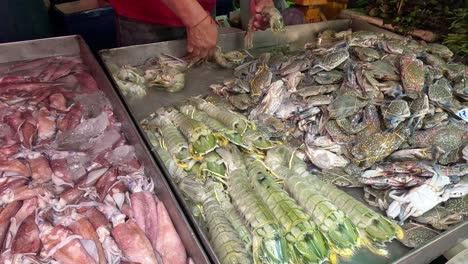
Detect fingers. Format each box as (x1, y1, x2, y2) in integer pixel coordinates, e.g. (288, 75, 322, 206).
(199, 48, 209, 59)
(189, 48, 201, 60)
(186, 37, 194, 53)
(208, 48, 215, 58)
(252, 13, 270, 31)
(186, 47, 215, 61)
(254, 14, 263, 21)
(253, 21, 262, 30)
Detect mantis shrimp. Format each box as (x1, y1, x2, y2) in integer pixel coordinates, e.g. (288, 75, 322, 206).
(164, 107, 219, 160)
(268, 146, 404, 256)
(141, 112, 192, 168)
(145, 130, 188, 184)
(265, 146, 361, 258)
(217, 145, 290, 264)
(179, 178, 252, 264)
(247, 156, 331, 264)
(179, 104, 249, 149)
(190, 97, 254, 135)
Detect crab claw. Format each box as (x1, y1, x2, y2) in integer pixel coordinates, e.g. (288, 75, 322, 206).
(399, 204, 419, 222)
(386, 190, 407, 219)
(445, 183, 468, 198)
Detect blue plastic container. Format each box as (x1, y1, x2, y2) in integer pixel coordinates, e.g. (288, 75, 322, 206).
(52, 1, 116, 52)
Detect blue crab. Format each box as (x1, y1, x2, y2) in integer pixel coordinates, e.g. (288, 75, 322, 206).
(400, 55, 425, 99)
(398, 222, 439, 248)
(408, 94, 430, 130)
(351, 125, 411, 169)
(352, 47, 381, 62)
(327, 93, 369, 134)
(381, 99, 411, 130)
(413, 206, 463, 230)
(348, 31, 383, 48)
(425, 43, 453, 60)
(409, 122, 466, 165)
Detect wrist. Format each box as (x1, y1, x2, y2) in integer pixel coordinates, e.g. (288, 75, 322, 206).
(188, 12, 210, 29)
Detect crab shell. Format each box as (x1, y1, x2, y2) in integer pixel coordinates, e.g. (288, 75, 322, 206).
(387, 172, 451, 221)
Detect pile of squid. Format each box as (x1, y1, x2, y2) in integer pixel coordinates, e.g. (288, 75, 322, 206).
(142, 97, 403, 264)
(210, 29, 468, 248)
(0, 56, 187, 263)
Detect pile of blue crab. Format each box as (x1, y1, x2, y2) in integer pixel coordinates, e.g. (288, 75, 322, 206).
(141, 97, 407, 264)
(207, 29, 468, 249)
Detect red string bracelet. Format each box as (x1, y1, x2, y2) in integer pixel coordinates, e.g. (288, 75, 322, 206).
(190, 12, 210, 28)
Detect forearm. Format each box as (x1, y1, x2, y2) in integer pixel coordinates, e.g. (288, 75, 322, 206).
(160, 0, 207, 27)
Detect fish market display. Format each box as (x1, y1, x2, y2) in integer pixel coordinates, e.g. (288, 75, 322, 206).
(137, 28, 468, 261)
(208, 29, 467, 249)
(0, 56, 188, 263)
(142, 96, 406, 263)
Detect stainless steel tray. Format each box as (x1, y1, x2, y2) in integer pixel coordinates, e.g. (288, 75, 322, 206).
(0, 35, 209, 264)
(99, 19, 468, 264)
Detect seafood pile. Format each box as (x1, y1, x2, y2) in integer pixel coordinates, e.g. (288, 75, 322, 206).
(111, 51, 250, 96)
(142, 98, 404, 264)
(112, 53, 188, 96)
(209, 29, 468, 248)
(0, 57, 187, 263)
(111, 6, 285, 97)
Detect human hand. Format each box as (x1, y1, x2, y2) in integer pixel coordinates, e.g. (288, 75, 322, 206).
(186, 13, 218, 60)
(249, 0, 275, 31)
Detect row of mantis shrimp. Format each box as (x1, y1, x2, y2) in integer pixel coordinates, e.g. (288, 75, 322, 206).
(143, 97, 404, 264)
